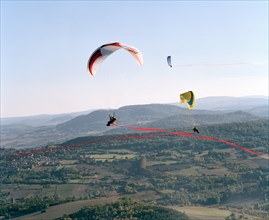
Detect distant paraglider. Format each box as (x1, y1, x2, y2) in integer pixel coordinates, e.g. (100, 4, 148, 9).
(179, 91, 196, 110)
(106, 113, 117, 126)
(87, 42, 143, 77)
(165, 55, 257, 69)
(167, 56, 172, 67)
(193, 126, 200, 134)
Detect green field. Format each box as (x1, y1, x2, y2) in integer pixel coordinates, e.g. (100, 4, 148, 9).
(86, 153, 137, 161)
(59, 160, 77, 165)
(171, 206, 231, 220)
(168, 166, 201, 176)
(147, 160, 179, 166)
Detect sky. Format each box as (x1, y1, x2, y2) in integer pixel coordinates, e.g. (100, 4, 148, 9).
(1, 0, 268, 118)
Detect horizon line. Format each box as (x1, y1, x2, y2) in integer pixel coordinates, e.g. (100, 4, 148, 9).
(1, 95, 268, 119)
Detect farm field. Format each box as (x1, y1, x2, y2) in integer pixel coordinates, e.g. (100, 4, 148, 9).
(170, 206, 231, 220)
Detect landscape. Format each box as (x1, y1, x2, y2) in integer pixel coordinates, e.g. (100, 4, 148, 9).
(1, 96, 268, 219)
(1, 1, 268, 219)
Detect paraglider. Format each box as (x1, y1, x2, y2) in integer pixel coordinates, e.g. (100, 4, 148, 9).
(179, 91, 196, 110)
(106, 113, 117, 126)
(179, 91, 198, 133)
(87, 42, 143, 77)
(167, 56, 172, 67)
(193, 126, 200, 134)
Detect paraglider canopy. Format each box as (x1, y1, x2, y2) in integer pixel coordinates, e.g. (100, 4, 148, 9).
(87, 42, 143, 77)
(179, 91, 196, 109)
(167, 56, 172, 67)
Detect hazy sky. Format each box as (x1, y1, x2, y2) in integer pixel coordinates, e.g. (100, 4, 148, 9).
(1, 1, 268, 117)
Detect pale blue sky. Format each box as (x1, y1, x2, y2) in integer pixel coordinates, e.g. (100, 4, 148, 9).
(1, 1, 268, 117)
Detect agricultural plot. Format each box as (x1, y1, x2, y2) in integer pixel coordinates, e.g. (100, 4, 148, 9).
(171, 206, 231, 220)
(12, 197, 120, 220)
(198, 167, 231, 176)
(2, 184, 43, 199)
(146, 160, 179, 166)
(88, 153, 137, 162)
(169, 166, 201, 176)
(59, 160, 77, 165)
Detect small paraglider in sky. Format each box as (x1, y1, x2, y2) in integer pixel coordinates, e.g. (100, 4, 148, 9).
(106, 113, 117, 126)
(87, 42, 143, 77)
(167, 56, 172, 68)
(179, 91, 196, 110)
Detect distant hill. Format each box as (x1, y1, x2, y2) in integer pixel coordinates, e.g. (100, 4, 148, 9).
(188, 96, 267, 112)
(245, 105, 269, 118)
(55, 104, 187, 137)
(0, 109, 95, 126)
(1, 103, 262, 148)
(55, 104, 222, 135)
(56, 110, 110, 135)
(141, 110, 260, 130)
(2, 96, 267, 127)
(171, 96, 268, 118)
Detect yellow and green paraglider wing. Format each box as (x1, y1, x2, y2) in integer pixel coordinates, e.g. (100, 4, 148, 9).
(179, 91, 196, 109)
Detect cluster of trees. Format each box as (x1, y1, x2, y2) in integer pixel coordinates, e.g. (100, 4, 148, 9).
(3, 166, 85, 184)
(59, 198, 189, 220)
(149, 167, 269, 206)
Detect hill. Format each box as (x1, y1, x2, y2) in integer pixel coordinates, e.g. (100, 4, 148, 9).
(0, 104, 262, 148)
(2, 96, 267, 127)
(55, 104, 187, 134)
(193, 96, 268, 117)
(171, 96, 268, 117)
(0, 109, 95, 127)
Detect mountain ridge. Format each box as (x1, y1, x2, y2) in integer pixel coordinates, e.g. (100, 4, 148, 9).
(1, 102, 263, 149)
(1, 96, 268, 126)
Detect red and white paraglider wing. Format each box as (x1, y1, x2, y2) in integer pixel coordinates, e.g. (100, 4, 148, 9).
(87, 42, 143, 77)
(119, 43, 143, 66)
(87, 43, 121, 77)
